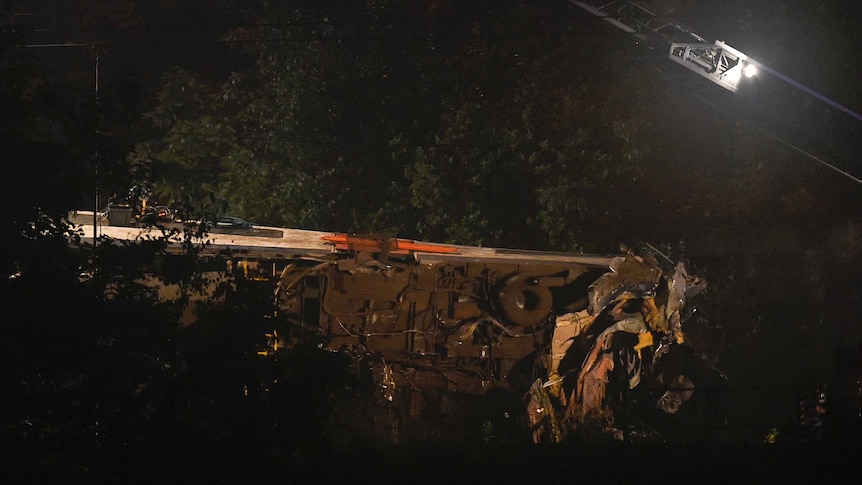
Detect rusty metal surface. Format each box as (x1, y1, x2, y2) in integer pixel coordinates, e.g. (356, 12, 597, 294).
(260, 237, 717, 442)
(74, 213, 719, 442)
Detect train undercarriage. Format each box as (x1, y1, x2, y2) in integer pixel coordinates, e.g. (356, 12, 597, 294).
(250, 235, 723, 443)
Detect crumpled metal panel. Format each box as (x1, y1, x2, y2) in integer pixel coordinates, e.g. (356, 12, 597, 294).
(259, 239, 717, 442)
(588, 253, 662, 316)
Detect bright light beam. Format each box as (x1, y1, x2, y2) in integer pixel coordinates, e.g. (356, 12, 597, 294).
(751, 61, 862, 122)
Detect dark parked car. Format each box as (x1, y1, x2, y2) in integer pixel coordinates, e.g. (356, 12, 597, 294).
(206, 216, 254, 229)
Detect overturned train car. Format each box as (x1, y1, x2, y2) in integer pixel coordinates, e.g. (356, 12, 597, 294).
(258, 235, 723, 442)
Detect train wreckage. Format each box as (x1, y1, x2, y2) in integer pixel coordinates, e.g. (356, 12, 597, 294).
(259, 233, 723, 443)
(82, 216, 725, 442)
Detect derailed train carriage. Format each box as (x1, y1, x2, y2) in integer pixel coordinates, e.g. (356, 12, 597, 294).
(261, 234, 725, 442)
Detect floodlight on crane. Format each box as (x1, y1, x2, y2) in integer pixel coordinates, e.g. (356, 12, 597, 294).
(668, 40, 756, 92)
(569, 1, 758, 92)
(569, 0, 862, 186)
(743, 63, 758, 78)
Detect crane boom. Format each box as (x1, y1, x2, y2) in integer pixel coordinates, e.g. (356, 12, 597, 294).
(570, 0, 862, 185)
(569, 1, 755, 92)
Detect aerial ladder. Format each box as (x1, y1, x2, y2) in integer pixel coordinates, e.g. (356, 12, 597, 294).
(569, 0, 862, 186)
(569, 0, 757, 92)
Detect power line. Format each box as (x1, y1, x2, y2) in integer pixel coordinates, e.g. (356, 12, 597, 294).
(668, 74, 862, 188)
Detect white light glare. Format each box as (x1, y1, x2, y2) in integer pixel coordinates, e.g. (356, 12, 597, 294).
(743, 63, 757, 78)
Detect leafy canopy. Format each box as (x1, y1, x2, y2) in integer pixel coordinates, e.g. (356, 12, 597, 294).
(134, 0, 645, 250)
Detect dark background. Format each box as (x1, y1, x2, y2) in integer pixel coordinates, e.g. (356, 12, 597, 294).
(2, 0, 861, 480)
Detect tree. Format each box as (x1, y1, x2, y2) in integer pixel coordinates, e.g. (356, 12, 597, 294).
(133, 0, 645, 251)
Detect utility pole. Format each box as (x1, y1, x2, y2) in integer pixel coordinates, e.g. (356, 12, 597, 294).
(24, 43, 101, 245)
(94, 48, 100, 245)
